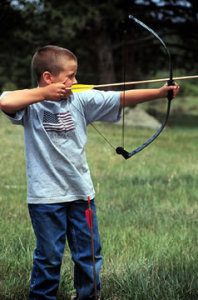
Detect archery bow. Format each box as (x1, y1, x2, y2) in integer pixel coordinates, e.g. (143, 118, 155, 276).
(116, 14, 175, 159)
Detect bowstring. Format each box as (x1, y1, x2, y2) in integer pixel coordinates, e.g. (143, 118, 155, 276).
(122, 28, 127, 150)
(69, 99, 116, 151)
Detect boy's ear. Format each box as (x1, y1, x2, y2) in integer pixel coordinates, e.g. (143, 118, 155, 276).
(42, 71, 53, 84)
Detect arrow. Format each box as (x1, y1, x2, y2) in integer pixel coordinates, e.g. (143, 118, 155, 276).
(85, 196, 98, 300)
(70, 75, 198, 92)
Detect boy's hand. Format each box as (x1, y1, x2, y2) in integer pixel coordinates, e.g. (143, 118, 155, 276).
(159, 83, 180, 99)
(42, 83, 70, 100)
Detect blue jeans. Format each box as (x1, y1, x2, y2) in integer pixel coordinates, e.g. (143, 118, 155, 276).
(28, 200, 102, 300)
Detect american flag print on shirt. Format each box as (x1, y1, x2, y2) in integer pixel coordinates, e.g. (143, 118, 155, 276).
(43, 111, 75, 132)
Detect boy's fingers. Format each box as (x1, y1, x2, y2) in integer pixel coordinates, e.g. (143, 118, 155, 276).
(168, 83, 180, 91)
(169, 83, 180, 97)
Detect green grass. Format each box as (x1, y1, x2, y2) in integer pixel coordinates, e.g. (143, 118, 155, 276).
(0, 107, 197, 299)
(142, 95, 198, 128)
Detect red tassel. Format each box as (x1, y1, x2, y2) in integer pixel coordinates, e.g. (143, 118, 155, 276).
(85, 208, 93, 229)
(85, 196, 93, 229)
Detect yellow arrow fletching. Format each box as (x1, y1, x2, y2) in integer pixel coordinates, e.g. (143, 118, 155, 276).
(71, 84, 95, 93)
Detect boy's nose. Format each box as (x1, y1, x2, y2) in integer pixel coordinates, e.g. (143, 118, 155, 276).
(73, 77, 77, 85)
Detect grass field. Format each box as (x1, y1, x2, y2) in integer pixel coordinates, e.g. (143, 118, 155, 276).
(0, 99, 197, 300)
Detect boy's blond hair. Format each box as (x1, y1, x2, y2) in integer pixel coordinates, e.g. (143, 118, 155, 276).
(31, 45, 77, 83)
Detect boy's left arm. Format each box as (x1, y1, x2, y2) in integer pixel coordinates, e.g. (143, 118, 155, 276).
(120, 84, 179, 107)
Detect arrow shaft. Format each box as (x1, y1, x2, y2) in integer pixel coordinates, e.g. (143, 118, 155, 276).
(94, 75, 198, 88)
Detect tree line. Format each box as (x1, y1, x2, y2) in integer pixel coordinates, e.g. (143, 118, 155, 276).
(0, 0, 197, 91)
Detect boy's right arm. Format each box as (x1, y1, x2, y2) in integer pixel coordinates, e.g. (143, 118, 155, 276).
(0, 83, 67, 114)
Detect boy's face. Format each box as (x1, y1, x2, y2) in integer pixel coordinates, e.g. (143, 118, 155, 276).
(51, 59, 78, 88)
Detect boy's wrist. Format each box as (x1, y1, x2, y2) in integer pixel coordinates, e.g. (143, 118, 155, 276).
(158, 86, 167, 99)
(38, 86, 48, 101)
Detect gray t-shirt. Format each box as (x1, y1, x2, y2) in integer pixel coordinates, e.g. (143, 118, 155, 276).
(1, 90, 121, 204)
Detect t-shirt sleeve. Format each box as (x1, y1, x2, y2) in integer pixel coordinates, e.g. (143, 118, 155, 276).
(77, 90, 121, 123)
(0, 91, 26, 125)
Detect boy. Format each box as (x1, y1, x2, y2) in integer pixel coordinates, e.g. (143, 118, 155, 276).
(0, 45, 179, 300)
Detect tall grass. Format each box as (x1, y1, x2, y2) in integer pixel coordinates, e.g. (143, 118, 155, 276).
(0, 110, 197, 299)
